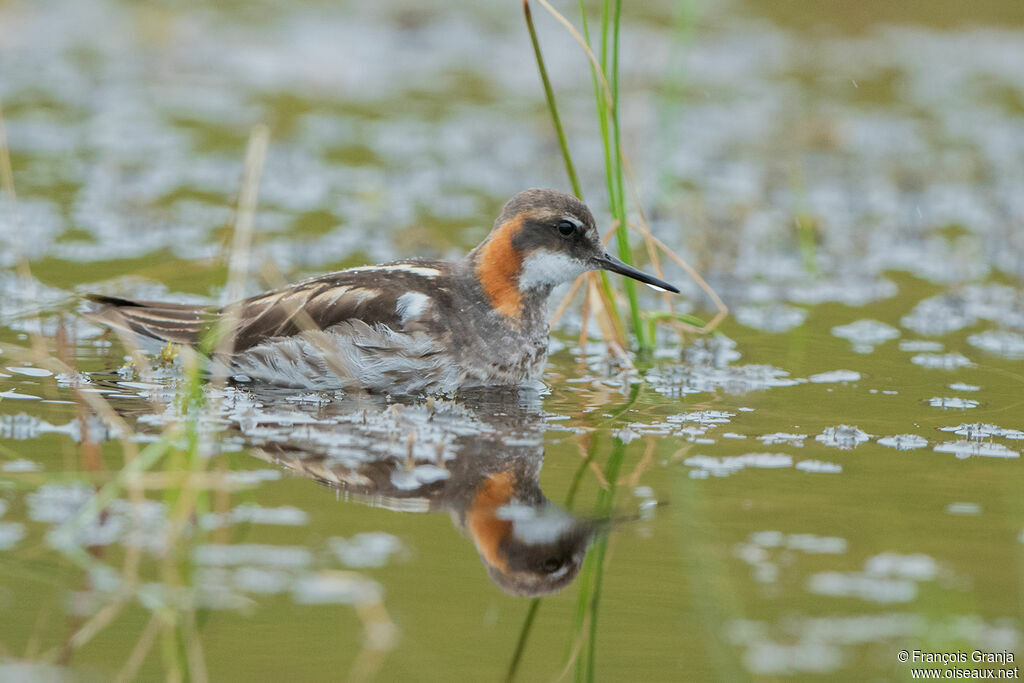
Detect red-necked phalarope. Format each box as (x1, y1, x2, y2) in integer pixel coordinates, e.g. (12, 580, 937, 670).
(87, 188, 679, 393)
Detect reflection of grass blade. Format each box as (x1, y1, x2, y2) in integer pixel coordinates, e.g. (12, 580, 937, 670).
(505, 384, 639, 682)
(505, 597, 543, 683)
(581, 438, 625, 682)
(523, 0, 582, 199)
(564, 436, 626, 682)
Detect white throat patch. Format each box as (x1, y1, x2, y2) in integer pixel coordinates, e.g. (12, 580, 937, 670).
(518, 251, 589, 291)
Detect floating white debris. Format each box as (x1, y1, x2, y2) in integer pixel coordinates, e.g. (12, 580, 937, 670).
(194, 544, 313, 567)
(831, 319, 899, 352)
(901, 296, 975, 336)
(330, 533, 405, 568)
(967, 330, 1024, 360)
(684, 452, 793, 477)
(877, 434, 928, 450)
(795, 460, 843, 474)
(632, 486, 655, 499)
(229, 503, 309, 526)
(786, 534, 847, 553)
(2, 459, 41, 472)
(934, 441, 1018, 458)
(614, 426, 641, 443)
(735, 304, 808, 333)
(939, 423, 1024, 440)
(758, 433, 807, 447)
(0, 522, 25, 550)
(899, 340, 944, 352)
(808, 370, 862, 383)
(928, 397, 979, 409)
(646, 363, 802, 397)
(946, 502, 982, 515)
(4, 366, 52, 377)
(667, 410, 735, 424)
(231, 566, 293, 595)
(910, 353, 975, 370)
(806, 572, 917, 603)
(291, 572, 381, 605)
(0, 390, 41, 400)
(390, 464, 450, 490)
(223, 470, 282, 485)
(947, 382, 980, 392)
(815, 425, 872, 449)
(864, 552, 939, 581)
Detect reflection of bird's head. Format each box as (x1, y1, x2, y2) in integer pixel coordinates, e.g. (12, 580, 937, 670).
(465, 472, 593, 598)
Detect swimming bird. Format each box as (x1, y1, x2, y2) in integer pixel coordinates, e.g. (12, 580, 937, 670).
(87, 188, 679, 393)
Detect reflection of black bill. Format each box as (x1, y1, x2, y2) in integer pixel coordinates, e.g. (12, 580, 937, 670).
(594, 253, 680, 293)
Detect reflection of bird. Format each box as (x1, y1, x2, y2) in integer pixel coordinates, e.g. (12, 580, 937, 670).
(243, 392, 596, 597)
(86, 189, 678, 393)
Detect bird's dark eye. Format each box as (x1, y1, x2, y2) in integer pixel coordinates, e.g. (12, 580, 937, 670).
(541, 557, 563, 573)
(556, 220, 577, 238)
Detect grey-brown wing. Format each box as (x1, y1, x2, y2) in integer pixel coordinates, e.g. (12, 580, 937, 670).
(229, 263, 449, 352)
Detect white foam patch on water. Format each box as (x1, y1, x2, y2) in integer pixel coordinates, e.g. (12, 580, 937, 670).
(947, 382, 980, 392)
(946, 502, 982, 515)
(910, 353, 975, 370)
(2, 459, 41, 472)
(967, 330, 1024, 359)
(4, 366, 52, 377)
(877, 434, 928, 450)
(330, 533, 405, 568)
(796, 460, 843, 474)
(759, 433, 808, 447)
(816, 425, 873, 449)
(735, 304, 807, 333)
(929, 397, 980, 409)
(685, 453, 793, 478)
(809, 370, 862, 383)
(899, 340, 944, 352)
(0, 523, 25, 550)
(202, 504, 309, 529)
(864, 552, 940, 581)
(390, 464, 450, 490)
(667, 410, 735, 424)
(934, 441, 1019, 459)
(939, 423, 1024, 440)
(831, 319, 899, 352)
(0, 390, 41, 401)
(194, 544, 313, 567)
(291, 574, 383, 605)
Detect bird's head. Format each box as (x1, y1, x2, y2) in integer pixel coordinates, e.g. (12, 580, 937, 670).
(471, 189, 679, 319)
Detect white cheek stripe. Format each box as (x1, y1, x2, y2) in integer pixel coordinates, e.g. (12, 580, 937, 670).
(518, 251, 589, 291)
(353, 264, 441, 277)
(396, 291, 431, 322)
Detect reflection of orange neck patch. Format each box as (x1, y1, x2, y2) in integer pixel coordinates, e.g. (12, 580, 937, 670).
(476, 217, 524, 319)
(467, 471, 514, 573)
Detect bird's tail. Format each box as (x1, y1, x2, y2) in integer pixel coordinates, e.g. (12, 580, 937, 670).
(84, 294, 214, 346)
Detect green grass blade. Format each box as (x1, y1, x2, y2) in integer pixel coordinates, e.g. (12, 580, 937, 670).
(523, 0, 583, 199)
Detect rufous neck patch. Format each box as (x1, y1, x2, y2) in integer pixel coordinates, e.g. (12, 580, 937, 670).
(475, 217, 524, 319)
(467, 471, 515, 573)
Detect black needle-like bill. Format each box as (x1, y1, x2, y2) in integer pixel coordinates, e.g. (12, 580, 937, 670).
(593, 253, 680, 293)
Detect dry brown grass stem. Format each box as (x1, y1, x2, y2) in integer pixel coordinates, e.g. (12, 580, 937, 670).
(210, 124, 269, 388)
(625, 221, 727, 333)
(115, 613, 163, 683)
(625, 439, 656, 489)
(619, 150, 728, 333)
